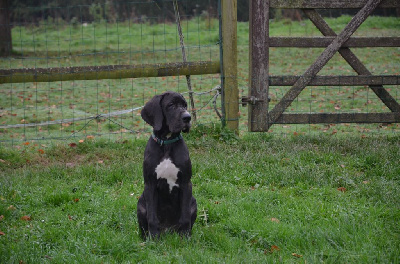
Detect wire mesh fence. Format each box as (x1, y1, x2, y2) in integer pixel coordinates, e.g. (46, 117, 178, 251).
(0, 0, 221, 144)
(1, 1, 399, 145)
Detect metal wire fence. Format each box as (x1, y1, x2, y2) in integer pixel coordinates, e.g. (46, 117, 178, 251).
(1, 1, 399, 145)
(0, 0, 221, 144)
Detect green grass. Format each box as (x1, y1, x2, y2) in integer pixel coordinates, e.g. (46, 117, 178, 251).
(1, 128, 399, 263)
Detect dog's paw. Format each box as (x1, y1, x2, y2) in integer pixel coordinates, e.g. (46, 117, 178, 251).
(148, 223, 161, 239)
(178, 220, 191, 234)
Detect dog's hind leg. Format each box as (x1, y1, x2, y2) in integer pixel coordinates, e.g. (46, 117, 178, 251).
(137, 194, 148, 239)
(190, 196, 197, 229)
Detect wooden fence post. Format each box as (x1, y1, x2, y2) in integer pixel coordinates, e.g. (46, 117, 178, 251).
(249, 0, 270, 132)
(0, 0, 12, 56)
(220, 0, 238, 132)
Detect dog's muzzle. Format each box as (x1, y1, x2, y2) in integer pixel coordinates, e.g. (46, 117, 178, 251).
(182, 111, 191, 132)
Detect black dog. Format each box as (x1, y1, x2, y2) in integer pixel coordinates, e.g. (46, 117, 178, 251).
(137, 91, 197, 239)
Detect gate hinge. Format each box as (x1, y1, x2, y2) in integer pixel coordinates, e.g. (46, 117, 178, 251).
(241, 96, 270, 106)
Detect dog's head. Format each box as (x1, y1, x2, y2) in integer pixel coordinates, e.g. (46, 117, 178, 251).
(141, 91, 191, 134)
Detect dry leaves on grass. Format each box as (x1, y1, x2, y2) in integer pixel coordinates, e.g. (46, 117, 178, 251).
(7, 205, 16, 210)
(21, 215, 32, 221)
(264, 245, 280, 255)
(270, 217, 280, 223)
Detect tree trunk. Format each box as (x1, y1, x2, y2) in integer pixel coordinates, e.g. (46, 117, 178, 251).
(0, 0, 12, 57)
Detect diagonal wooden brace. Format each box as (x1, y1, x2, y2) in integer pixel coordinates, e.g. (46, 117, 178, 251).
(268, 0, 383, 128)
(303, 8, 400, 113)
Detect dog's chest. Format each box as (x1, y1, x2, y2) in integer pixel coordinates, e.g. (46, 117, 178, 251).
(155, 158, 180, 192)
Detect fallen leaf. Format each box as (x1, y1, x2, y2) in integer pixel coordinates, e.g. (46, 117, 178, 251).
(66, 163, 75, 168)
(337, 187, 347, 192)
(292, 253, 303, 258)
(0, 231, 5, 236)
(270, 218, 280, 223)
(21, 215, 32, 221)
(73, 198, 80, 203)
(69, 143, 77, 147)
(7, 205, 16, 210)
(38, 149, 45, 154)
(79, 139, 84, 143)
(23, 142, 30, 145)
(86, 135, 94, 140)
(98, 160, 104, 164)
(0, 159, 5, 163)
(270, 245, 280, 252)
(0, 215, 4, 221)
(362, 180, 369, 184)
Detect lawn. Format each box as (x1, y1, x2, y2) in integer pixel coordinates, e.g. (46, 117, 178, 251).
(1, 12, 400, 263)
(1, 130, 399, 263)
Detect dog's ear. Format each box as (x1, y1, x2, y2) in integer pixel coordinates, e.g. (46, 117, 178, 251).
(141, 94, 164, 131)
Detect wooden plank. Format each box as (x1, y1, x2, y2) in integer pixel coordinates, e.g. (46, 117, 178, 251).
(270, 37, 400, 48)
(303, 9, 400, 113)
(273, 113, 400, 124)
(249, 0, 270, 132)
(270, 75, 400, 86)
(221, 0, 239, 132)
(0, 61, 220, 84)
(271, 0, 399, 9)
(268, 0, 383, 129)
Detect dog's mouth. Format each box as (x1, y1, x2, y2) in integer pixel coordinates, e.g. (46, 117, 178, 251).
(182, 124, 191, 133)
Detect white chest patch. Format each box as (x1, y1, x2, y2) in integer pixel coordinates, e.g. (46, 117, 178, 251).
(155, 158, 180, 192)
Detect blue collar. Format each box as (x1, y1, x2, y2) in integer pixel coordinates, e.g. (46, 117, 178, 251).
(151, 133, 183, 146)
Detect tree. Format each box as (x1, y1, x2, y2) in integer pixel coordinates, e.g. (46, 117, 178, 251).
(0, 0, 12, 56)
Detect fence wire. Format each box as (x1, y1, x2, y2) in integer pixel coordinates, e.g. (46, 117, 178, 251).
(0, 0, 221, 144)
(1, 2, 399, 144)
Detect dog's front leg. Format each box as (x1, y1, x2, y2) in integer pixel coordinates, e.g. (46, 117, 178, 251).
(143, 183, 160, 238)
(178, 182, 193, 235)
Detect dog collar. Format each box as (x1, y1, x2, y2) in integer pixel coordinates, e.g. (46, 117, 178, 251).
(151, 133, 183, 146)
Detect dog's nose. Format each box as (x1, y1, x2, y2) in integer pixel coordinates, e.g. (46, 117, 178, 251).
(182, 112, 191, 123)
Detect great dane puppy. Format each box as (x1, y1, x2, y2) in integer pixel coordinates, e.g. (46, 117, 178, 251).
(137, 91, 197, 239)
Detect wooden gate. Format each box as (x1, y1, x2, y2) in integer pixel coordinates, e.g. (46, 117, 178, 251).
(246, 0, 400, 132)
